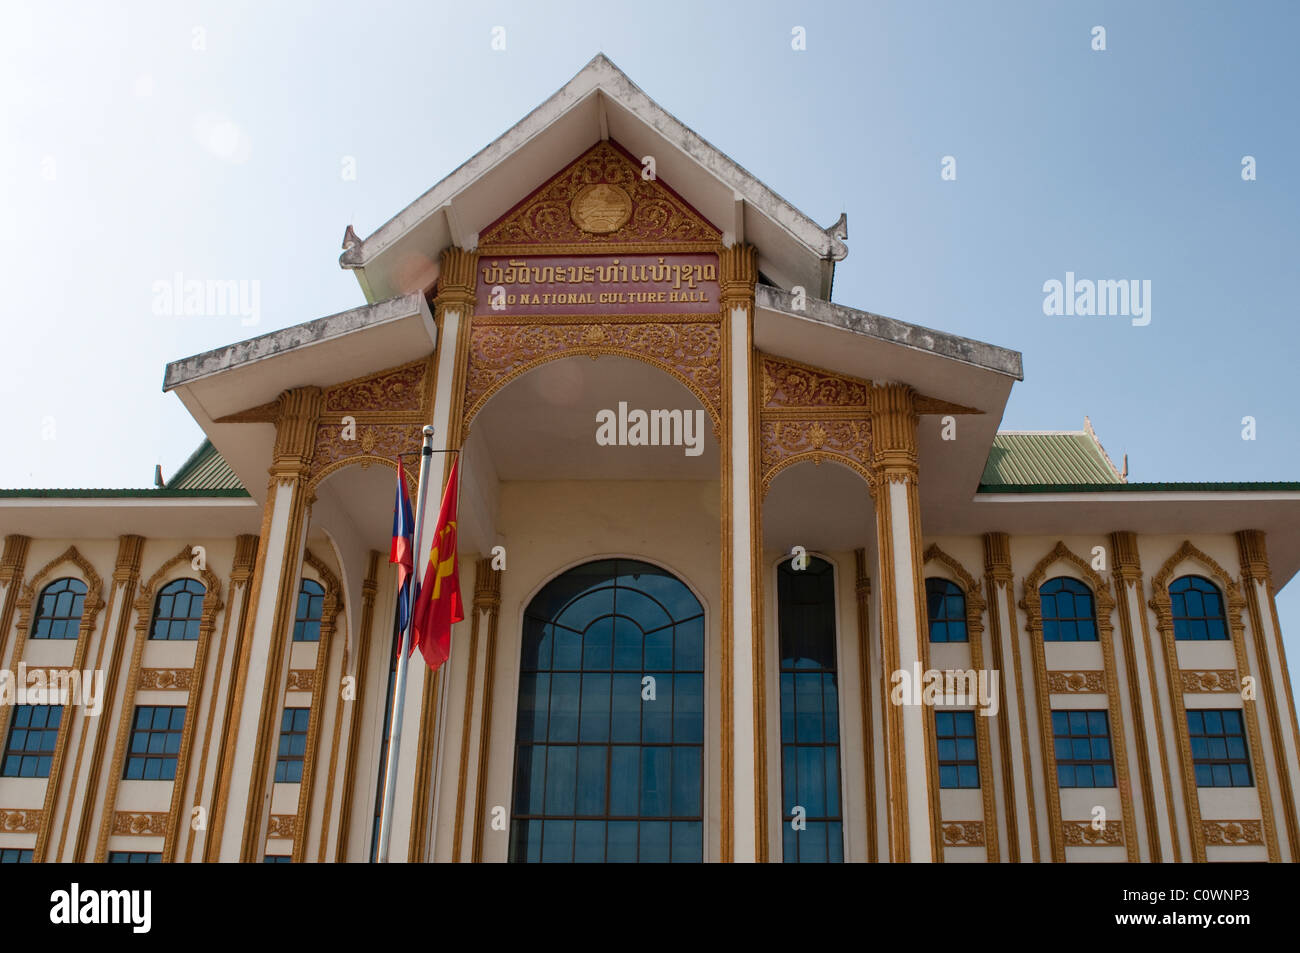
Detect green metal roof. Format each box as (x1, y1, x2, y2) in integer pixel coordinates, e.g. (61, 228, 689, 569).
(981, 432, 1122, 487)
(168, 440, 247, 491)
(978, 481, 1300, 494)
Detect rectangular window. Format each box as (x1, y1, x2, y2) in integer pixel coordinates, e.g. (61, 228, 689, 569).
(776, 557, 844, 863)
(263, 854, 292, 863)
(108, 851, 161, 863)
(123, 706, 185, 780)
(1187, 709, 1253, 787)
(1052, 709, 1115, 788)
(2, 705, 62, 778)
(275, 708, 310, 783)
(0, 848, 33, 863)
(936, 711, 979, 788)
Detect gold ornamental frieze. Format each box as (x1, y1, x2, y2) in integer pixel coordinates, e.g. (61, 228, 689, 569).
(477, 139, 720, 252)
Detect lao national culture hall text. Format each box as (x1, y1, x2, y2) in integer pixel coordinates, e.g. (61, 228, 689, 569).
(3, 55, 1300, 864)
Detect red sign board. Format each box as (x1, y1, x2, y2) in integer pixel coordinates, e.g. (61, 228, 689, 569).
(474, 253, 719, 316)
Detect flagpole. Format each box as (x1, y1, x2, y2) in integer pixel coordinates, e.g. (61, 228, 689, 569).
(376, 424, 435, 863)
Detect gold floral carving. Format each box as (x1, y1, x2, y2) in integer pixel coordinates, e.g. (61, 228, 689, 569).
(0, 809, 41, 833)
(756, 353, 876, 496)
(760, 355, 871, 412)
(322, 359, 427, 415)
(478, 140, 720, 251)
(1180, 670, 1239, 693)
(759, 419, 873, 494)
(137, 668, 193, 691)
(463, 321, 723, 429)
(267, 815, 297, 838)
(286, 669, 316, 692)
(1202, 820, 1264, 846)
(1046, 670, 1107, 694)
(1062, 821, 1125, 846)
(310, 422, 426, 488)
(111, 812, 169, 836)
(941, 821, 985, 847)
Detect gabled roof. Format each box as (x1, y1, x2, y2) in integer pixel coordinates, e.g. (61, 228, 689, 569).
(981, 430, 1123, 487)
(168, 439, 246, 491)
(341, 53, 848, 302)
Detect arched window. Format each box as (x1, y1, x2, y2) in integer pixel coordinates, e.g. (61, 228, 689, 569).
(1170, 576, 1229, 641)
(510, 559, 704, 863)
(31, 578, 88, 640)
(1039, 577, 1097, 642)
(777, 555, 843, 863)
(293, 579, 325, 642)
(149, 579, 206, 641)
(925, 578, 967, 643)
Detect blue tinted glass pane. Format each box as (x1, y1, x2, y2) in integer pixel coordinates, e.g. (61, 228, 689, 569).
(671, 821, 701, 862)
(1230, 764, 1251, 786)
(573, 821, 604, 862)
(609, 747, 639, 816)
(547, 674, 579, 741)
(615, 589, 672, 634)
(582, 617, 613, 671)
(543, 746, 576, 815)
(795, 673, 823, 743)
(556, 588, 615, 634)
(640, 748, 670, 817)
(796, 746, 826, 817)
(611, 617, 642, 670)
(673, 674, 703, 744)
(606, 821, 637, 862)
(674, 617, 704, 671)
(575, 746, 607, 816)
(552, 626, 582, 671)
(610, 674, 641, 742)
(517, 673, 548, 741)
(541, 820, 573, 863)
(671, 747, 701, 816)
(643, 625, 672, 671)
(643, 674, 672, 743)
(824, 675, 840, 741)
(579, 675, 610, 742)
(639, 821, 670, 863)
(513, 746, 545, 814)
(1203, 711, 1223, 734)
(801, 821, 828, 863)
(1094, 765, 1114, 787)
(782, 745, 796, 813)
(780, 673, 794, 740)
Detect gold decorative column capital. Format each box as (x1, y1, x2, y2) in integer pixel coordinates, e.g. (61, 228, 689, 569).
(870, 382, 919, 481)
(436, 246, 480, 314)
(982, 531, 1012, 584)
(718, 243, 758, 313)
(1111, 530, 1143, 584)
(232, 535, 259, 585)
(1236, 530, 1271, 584)
(0, 535, 31, 586)
(270, 385, 324, 481)
(473, 556, 502, 611)
(112, 535, 145, 584)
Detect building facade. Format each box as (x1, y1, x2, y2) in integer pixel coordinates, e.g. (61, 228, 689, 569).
(2, 55, 1299, 863)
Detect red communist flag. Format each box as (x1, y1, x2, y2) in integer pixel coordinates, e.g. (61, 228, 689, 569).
(410, 457, 463, 671)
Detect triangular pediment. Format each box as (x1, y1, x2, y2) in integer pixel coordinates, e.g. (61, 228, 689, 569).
(478, 140, 721, 252)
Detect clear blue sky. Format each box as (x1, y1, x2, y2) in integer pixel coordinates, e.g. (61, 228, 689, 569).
(4, 2, 1300, 682)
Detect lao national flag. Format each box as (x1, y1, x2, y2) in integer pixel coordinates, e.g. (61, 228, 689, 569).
(389, 458, 415, 639)
(410, 457, 463, 671)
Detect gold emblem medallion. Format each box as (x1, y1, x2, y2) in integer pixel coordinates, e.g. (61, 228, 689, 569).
(570, 183, 633, 234)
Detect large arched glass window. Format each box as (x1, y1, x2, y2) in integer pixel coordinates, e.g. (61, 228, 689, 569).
(925, 578, 967, 643)
(777, 555, 843, 863)
(510, 559, 704, 863)
(149, 579, 205, 641)
(293, 579, 325, 642)
(1039, 577, 1097, 642)
(1170, 576, 1229, 641)
(31, 578, 88, 640)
